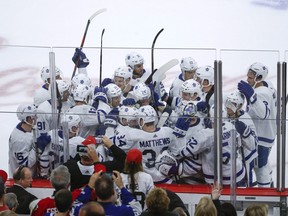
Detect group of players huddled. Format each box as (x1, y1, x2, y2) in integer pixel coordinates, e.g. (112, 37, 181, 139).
(9, 48, 277, 188)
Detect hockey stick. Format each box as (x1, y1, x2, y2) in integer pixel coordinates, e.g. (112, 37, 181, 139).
(145, 28, 164, 85)
(71, 8, 107, 79)
(99, 28, 105, 87)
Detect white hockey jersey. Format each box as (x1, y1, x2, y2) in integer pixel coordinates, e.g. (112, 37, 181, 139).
(8, 123, 37, 176)
(112, 127, 179, 183)
(169, 73, 184, 98)
(121, 171, 154, 209)
(246, 82, 277, 147)
(34, 85, 50, 107)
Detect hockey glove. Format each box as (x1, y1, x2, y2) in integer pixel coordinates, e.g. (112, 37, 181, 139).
(36, 133, 51, 153)
(104, 108, 119, 128)
(101, 78, 113, 87)
(72, 48, 90, 68)
(235, 120, 251, 138)
(196, 101, 208, 114)
(204, 117, 212, 129)
(122, 98, 136, 106)
(93, 87, 108, 103)
(237, 80, 257, 104)
(173, 115, 192, 138)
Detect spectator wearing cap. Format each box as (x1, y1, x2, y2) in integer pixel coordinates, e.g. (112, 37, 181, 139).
(121, 148, 154, 209)
(6, 166, 37, 214)
(64, 135, 126, 191)
(0, 170, 9, 212)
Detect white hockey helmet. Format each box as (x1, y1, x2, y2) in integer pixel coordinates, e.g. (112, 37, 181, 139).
(113, 66, 133, 80)
(56, 80, 70, 99)
(225, 91, 245, 113)
(73, 84, 93, 104)
(71, 74, 92, 89)
(180, 57, 198, 78)
(119, 106, 138, 125)
(133, 82, 151, 101)
(196, 66, 214, 87)
(61, 114, 81, 134)
(16, 104, 37, 123)
(138, 105, 158, 125)
(125, 52, 144, 69)
(209, 104, 227, 123)
(105, 83, 122, 100)
(248, 62, 268, 82)
(41, 66, 62, 84)
(180, 79, 201, 99)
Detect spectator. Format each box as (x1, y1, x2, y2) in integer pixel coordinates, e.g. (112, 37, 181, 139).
(95, 170, 142, 216)
(221, 202, 237, 216)
(31, 165, 100, 216)
(6, 166, 37, 214)
(4, 193, 18, 212)
(140, 187, 177, 216)
(0, 171, 9, 212)
(165, 189, 189, 216)
(121, 148, 154, 209)
(0, 210, 17, 216)
(44, 189, 73, 216)
(79, 202, 105, 216)
(194, 196, 216, 216)
(244, 204, 268, 216)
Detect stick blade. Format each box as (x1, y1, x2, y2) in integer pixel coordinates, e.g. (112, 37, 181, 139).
(152, 59, 179, 83)
(89, 8, 107, 21)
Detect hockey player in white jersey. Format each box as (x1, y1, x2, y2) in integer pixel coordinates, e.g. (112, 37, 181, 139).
(155, 103, 206, 184)
(33, 66, 62, 107)
(68, 84, 108, 138)
(225, 90, 258, 187)
(41, 114, 84, 171)
(196, 65, 215, 110)
(125, 52, 150, 87)
(172, 105, 246, 185)
(112, 105, 179, 183)
(237, 62, 277, 187)
(169, 57, 198, 98)
(36, 80, 70, 136)
(9, 104, 38, 177)
(113, 66, 133, 95)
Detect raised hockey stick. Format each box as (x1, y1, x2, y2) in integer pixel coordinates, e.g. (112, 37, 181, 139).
(71, 8, 107, 79)
(145, 28, 164, 85)
(99, 28, 105, 87)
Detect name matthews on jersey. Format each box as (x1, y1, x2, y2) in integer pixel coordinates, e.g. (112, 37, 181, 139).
(139, 137, 171, 148)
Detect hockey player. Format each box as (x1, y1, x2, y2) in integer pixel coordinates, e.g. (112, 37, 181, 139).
(169, 57, 198, 98)
(68, 84, 108, 138)
(125, 52, 150, 82)
(155, 103, 206, 184)
(9, 104, 38, 177)
(225, 90, 258, 187)
(237, 62, 277, 187)
(42, 114, 83, 171)
(113, 66, 133, 94)
(111, 105, 179, 183)
(33, 66, 62, 107)
(170, 105, 246, 185)
(196, 65, 215, 111)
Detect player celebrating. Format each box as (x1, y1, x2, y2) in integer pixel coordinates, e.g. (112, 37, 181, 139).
(9, 104, 38, 177)
(237, 62, 277, 187)
(225, 90, 258, 187)
(169, 57, 198, 98)
(111, 105, 179, 183)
